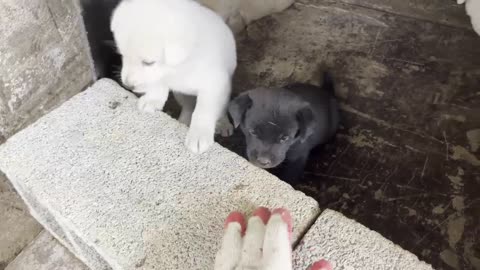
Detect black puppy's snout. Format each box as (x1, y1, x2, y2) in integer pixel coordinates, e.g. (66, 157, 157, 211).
(256, 156, 272, 166)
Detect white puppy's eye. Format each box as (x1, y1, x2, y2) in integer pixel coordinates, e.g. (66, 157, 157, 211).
(279, 135, 290, 143)
(249, 129, 257, 136)
(142, 60, 156, 66)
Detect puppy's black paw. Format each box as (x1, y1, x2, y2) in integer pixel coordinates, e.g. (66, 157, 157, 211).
(269, 164, 305, 184)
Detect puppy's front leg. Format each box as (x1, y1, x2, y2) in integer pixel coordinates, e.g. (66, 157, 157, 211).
(185, 76, 231, 153)
(216, 114, 234, 137)
(279, 154, 308, 183)
(173, 92, 196, 126)
(137, 84, 169, 114)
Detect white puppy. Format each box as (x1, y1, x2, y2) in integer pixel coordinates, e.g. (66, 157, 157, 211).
(458, 0, 480, 35)
(111, 0, 236, 153)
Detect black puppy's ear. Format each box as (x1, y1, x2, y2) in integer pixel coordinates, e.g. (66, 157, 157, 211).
(296, 107, 314, 142)
(228, 93, 252, 128)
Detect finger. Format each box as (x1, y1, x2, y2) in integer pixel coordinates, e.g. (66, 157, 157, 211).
(310, 260, 333, 270)
(214, 211, 246, 270)
(272, 208, 293, 241)
(262, 208, 293, 270)
(238, 207, 271, 268)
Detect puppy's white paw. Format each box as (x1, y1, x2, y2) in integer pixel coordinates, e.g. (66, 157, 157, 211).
(215, 116, 234, 137)
(185, 125, 214, 154)
(137, 95, 166, 114)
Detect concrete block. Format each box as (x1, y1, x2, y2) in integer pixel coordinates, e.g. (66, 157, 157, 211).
(0, 79, 320, 270)
(0, 0, 94, 141)
(0, 173, 43, 269)
(5, 231, 88, 270)
(292, 209, 433, 270)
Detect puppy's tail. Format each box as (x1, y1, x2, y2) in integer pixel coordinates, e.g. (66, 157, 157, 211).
(321, 72, 335, 95)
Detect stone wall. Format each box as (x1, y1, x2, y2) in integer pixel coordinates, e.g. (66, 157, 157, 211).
(0, 0, 94, 267)
(0, 0, 94, 143)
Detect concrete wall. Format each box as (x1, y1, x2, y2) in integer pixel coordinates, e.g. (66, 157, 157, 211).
(0, 0, 95, 143)
(0, 0, 94, 267)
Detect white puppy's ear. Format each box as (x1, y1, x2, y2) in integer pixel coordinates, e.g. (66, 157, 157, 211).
(109, 1, 126, 34)
(228, 93, 252, 128)
(296, 106, 314, 142)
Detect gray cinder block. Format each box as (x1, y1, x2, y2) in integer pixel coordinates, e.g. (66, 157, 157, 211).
(0, 79, 320, 270)
(292, 209, 433, 270)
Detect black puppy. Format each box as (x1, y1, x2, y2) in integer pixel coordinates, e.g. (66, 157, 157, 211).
(228, 73, 340, 183)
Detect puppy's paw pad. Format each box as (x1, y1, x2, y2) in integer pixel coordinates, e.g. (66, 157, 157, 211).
(137, 95, 166, 113)
(185, 127, 214, 153)
(215, 118, 234, 137)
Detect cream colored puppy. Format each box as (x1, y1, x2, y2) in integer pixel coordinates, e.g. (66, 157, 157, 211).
(111, 0, 236, 153)
(458, 0, 480, 35)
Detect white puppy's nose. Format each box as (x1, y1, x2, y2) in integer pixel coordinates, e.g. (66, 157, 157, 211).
(123, 79, 134, 90)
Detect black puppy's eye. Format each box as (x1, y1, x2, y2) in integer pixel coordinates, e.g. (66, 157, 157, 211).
(249, 129, 257, 136)
(142, 60, 155, 66)
(279, 135, 290, 143)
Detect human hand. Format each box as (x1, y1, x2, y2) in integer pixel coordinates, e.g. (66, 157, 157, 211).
(214, 207, 332, 270)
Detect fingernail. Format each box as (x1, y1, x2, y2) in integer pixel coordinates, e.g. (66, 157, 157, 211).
(224, 211, 246, 235)
(272, 208, 293, 234)
(252, 207, 271, 224)
(310, 259, 333, 270)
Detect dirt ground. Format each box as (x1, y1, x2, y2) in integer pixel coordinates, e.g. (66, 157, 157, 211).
(216, 0, 480, 269)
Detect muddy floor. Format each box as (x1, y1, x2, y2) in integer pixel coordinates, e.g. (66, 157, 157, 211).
(214, 0, 480, 269)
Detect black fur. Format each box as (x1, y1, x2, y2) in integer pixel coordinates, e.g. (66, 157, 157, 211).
(79, 0, 122, 81)
(228, 72, 340, 183)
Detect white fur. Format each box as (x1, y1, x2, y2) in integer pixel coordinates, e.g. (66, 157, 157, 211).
(111, 0, 236, 153)
(459, 0, 480, 35)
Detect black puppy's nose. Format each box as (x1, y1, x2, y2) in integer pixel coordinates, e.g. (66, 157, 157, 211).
(256, 156, 272, 166)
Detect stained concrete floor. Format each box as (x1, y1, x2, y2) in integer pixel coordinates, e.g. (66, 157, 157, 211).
(216, 0, 480, 269)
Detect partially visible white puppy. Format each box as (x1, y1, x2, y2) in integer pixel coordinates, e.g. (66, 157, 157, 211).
(111, 0, 236, 153)
(458, 0, 480, 35)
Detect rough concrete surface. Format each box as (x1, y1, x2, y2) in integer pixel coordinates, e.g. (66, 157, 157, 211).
(5, 231, 88, 270)
(336, 0, 471, 29)
(215, 0, 480, 269)
(0, 0, 94, 142)
(0, 79, 320, 270)
(0, 173, 43, 269)
(292, 209, 433, 270)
